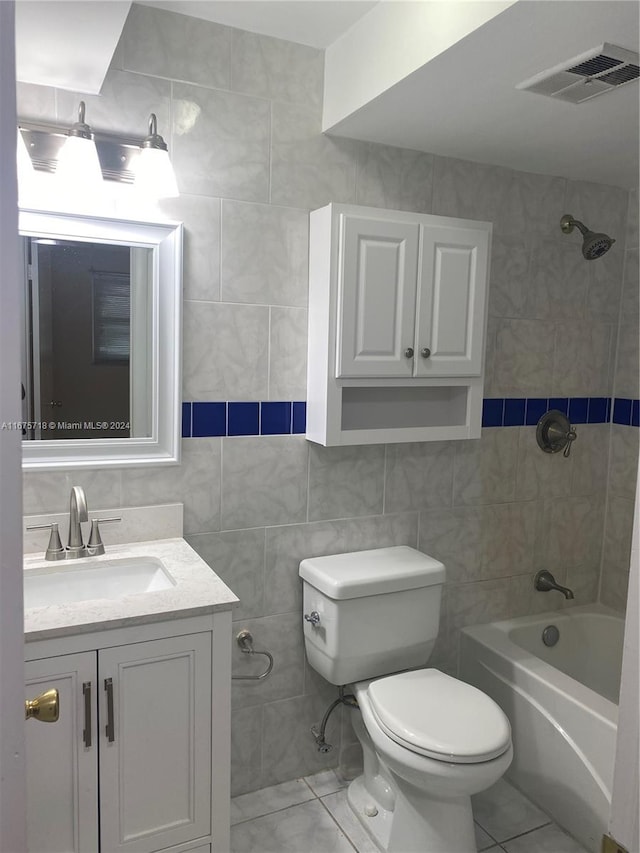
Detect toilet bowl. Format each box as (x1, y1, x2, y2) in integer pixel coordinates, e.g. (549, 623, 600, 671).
(347, 669, 512, 853)
(299, 547, 513, 853)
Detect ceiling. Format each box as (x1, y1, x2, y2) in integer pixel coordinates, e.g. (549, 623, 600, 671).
(323, 0, 639, 189)
(138, 0, 378, 48)
(14, 0, 640, 188)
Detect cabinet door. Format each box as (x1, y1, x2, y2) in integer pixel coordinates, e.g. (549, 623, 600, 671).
(25, 652, 98, 853)
(337, 214, 419, 378)
(415, 225, 489, 376)
(98, 633, 212, 853)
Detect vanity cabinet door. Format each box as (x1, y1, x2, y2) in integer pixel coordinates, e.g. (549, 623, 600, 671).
(25, 652, 99, 853)
(98, 633, 213, 853)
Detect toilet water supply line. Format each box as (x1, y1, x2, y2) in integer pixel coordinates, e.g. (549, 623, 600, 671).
(232, 630, 274, 680)
(230, 630, 357, 753)
(312, 687, 359, 753)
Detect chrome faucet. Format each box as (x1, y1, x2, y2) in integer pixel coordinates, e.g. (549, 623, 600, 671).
(534, 570, 574, 600)
(66, 486, 88, 558)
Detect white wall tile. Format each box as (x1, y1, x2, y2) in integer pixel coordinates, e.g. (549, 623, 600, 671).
(355, 142, 434, 213)
(270, 101, 357, 210)
(120, 438, 221, 535)
(268, 307, 308, 400)
(119, 3, 231, 89)
(221, 201, 308, 306)
(308, 444, 385, 521)
(186, 528, 265, 621)
(487, 236, 532, 319)
(16, 81, 56, 122)
(172, 83, 270, 202)
(159, 194, 221, 302)
(552, 322, 614, 397)
(384, 441, 454, 513)
(230, 29, 323, 108)
(221, 436, 308, 529)
(492, 320, 555, 397)
(183, 301, 269, 400)
(453, 428, 519, 506)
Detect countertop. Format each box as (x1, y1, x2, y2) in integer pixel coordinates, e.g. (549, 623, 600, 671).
(24, 538, 238, 641)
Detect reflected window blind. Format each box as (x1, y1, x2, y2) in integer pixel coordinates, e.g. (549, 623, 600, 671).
(92, 271, 130, 363)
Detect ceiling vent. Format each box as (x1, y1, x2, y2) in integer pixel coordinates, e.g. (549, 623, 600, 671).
(517, 43, 639, 104)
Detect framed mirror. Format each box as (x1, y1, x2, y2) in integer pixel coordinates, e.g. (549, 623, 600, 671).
(19, 209, 182, 470)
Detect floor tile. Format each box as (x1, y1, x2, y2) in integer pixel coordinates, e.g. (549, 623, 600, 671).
(230, 799, 357, 853)
(321, 790, 379, 853)
(231, 778, 314, 825)
(502, 823, 587, 852)
(475, 821, 498, 851)
(472, 779, 550, 842)
(304, 768, 347, 797)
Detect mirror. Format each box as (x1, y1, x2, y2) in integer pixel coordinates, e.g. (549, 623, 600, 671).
(19, 210, 182, 470)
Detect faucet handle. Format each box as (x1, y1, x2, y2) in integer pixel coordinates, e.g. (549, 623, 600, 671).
(26, 522, 66, 561)
(87, 517, 122, 556)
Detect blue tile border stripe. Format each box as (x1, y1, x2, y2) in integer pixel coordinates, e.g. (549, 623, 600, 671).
(182, 398, 639, 437)
(482, 396, 626, 428)
(182, 402, 307, 437)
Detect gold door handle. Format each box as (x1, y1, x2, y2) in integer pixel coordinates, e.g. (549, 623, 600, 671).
(25, 688, 59, 722)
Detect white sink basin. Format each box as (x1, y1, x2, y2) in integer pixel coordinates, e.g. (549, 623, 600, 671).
(24, 556, 176, 609)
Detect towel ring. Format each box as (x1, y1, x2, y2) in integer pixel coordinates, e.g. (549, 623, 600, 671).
(232, 629, 274, 680)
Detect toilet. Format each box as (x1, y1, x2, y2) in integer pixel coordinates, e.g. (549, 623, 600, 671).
(299, 546, 513, 853)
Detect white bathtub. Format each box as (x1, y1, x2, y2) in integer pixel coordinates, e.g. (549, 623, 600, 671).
(459, 604, 624, 853)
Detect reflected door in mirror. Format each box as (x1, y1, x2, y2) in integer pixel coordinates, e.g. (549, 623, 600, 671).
(23, 238, 152, 441)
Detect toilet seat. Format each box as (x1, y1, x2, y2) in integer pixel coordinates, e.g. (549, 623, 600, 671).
(366, 669, 511, 764)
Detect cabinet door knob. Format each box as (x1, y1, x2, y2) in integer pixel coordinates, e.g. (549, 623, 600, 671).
(404, 347, 414, 359)
(25, 688, 59, 722)
(420, 347, 431, 359)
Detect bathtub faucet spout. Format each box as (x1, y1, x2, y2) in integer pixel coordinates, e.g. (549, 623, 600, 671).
(534, 570, 574, 600)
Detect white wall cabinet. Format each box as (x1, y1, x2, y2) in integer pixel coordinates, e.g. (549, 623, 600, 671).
(307, 204, 491, 445)
(25, 616, 229, 853)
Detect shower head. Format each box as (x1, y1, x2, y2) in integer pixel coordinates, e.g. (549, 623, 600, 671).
(560, 214, 616, 260)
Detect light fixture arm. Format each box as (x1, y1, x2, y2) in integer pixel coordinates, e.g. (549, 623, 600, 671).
(68, 100, 93, 140)
(142, 113, 168, 151)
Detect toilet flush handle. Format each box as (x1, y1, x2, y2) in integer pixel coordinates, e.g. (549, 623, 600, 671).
(304, 611, 321, 626)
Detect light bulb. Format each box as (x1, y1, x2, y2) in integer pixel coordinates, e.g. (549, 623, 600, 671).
(56, 135, 103, 194)
(134, 113, 179, 200)
(134, 146, 179, 199)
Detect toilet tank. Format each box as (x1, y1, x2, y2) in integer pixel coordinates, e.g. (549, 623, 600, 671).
(299, 546, 445, 685)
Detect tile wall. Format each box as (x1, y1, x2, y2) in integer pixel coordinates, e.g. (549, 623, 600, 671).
(18, 3, 637, 794)
(601, 188, 639, 610)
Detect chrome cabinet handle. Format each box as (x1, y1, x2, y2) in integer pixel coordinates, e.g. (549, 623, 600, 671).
(404, 347, 414, 358)
(82, 681, 92, 748)
(104, 677, 115, 743)
(420, 347, 431, 358)
(304, 611, 321, 626)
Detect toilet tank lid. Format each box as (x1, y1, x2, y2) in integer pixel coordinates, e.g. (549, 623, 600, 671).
(299, 546, 445, 600)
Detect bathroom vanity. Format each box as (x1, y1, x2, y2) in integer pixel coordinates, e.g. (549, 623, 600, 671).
(23, 536, 237, 853)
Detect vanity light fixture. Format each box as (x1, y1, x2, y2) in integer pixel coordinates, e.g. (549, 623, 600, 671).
(17, 109, 179, 200)
(16, 127, 34, 183)
(133, 113, 179, 199)
(55, 101, 104, 193)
